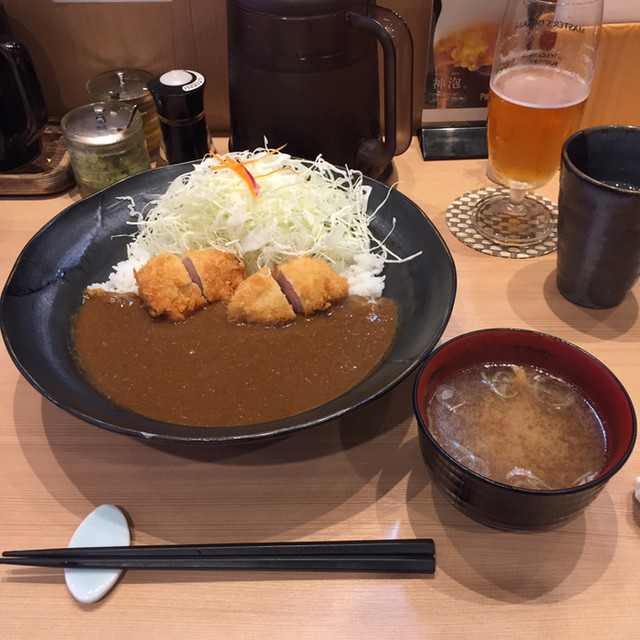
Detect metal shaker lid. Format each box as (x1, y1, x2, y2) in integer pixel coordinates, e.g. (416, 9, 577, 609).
(61, 101, 143, 146)
(147, 70, 206, 122)
(85, 68, 152, 101)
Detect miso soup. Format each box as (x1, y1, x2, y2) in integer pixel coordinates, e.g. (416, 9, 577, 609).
(426, 363, 606, 490)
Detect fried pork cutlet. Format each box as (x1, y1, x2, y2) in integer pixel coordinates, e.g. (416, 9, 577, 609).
(182, 248, 245, 302)
(275, 256, 349, 315)
(227, 267, 296, 325)
(134, 253, 206, 322)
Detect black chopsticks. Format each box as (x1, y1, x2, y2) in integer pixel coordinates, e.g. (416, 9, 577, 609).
(0, 538, 435, 574)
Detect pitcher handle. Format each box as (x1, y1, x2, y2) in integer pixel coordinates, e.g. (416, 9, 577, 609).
(347, 6, 413, 171)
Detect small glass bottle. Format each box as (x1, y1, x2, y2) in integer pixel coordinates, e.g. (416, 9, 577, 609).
(61, 101, 151, 197)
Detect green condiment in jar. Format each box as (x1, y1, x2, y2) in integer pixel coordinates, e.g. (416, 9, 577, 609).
(61, 101, 151, 197)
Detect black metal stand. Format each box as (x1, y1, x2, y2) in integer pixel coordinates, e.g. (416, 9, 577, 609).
(419, 122, 488, 161)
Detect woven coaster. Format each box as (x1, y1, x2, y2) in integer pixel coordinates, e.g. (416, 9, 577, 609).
(445, 187, 558, 259)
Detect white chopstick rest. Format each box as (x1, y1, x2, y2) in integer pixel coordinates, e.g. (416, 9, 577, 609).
(65, 504, 130, 604)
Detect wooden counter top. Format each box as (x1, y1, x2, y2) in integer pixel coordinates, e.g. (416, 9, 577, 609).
(1, 140, 638, 639)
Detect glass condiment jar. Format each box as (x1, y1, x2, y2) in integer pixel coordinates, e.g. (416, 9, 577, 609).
(61, 101, 151, 197)
(86, 68, 161, 161)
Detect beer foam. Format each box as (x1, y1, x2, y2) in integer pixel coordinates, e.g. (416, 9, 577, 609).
(491, 65, 590, 109)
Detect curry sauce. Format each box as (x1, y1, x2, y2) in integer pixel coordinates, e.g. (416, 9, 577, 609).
(72, 293, 397, 426)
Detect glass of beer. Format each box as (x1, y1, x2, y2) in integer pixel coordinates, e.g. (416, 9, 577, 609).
(472, 0, 603, 246)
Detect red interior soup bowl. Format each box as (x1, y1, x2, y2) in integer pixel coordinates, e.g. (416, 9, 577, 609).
(413, 328, 636, 530)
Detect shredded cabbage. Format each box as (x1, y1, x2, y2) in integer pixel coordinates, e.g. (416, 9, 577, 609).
(94, 147, 418, 299)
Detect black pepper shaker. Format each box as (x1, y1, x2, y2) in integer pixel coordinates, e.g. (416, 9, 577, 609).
(147, 69, 211, 164)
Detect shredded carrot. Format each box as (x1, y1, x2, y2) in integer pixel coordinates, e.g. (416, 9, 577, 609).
(210, 153, 260, 199)
(240, 145, 287, 165)
(255, 167, 298, 179)
(230, 157, 260, 197)
(209, 146, 292, 200)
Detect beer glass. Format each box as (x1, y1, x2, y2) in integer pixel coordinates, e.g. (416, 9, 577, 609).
(472, 0, 603, 247)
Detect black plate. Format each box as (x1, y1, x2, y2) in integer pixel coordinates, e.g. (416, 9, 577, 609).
(1, 163, 456, 443)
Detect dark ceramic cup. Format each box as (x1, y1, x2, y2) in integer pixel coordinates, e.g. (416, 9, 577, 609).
(556, 125, 640, 308)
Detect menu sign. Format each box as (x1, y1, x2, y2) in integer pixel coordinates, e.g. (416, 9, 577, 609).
(421, 0, 507, 159)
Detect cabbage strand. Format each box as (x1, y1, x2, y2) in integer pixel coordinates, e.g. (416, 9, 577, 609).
(97, 147, 417, 299)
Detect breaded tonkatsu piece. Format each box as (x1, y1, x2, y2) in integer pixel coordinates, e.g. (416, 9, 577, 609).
(182, 248, 246, 302)
(275, 256, 349, 315)
(134, 253, 206, 322)
(227, 267, 296, 325)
